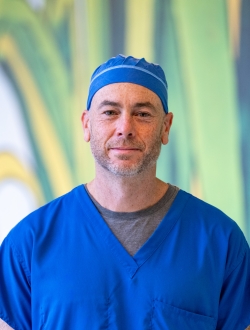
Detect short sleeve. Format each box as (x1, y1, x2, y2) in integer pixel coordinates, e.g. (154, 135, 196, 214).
(0, 237, 31, 330)
(217, 242, 250, 330)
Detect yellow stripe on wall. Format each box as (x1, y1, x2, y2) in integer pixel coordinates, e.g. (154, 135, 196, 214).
(125, 0, 155, 61)
(227, 0, 242, 58)
(0, 152, 44, 204)
(0, 35, 73, 197)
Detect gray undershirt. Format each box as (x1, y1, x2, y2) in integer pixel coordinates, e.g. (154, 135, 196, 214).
(85, 184, 179, 256)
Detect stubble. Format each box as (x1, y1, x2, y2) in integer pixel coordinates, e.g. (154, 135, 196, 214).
(89, 131, 163, 177)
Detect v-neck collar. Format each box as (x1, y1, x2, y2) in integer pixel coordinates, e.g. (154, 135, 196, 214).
(75, 185, 190, 278)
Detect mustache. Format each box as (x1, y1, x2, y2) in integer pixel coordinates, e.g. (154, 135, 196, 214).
(106, 138, 144, 149)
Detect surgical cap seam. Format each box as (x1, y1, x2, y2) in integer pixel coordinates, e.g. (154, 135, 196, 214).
(90, 65, 167, 90)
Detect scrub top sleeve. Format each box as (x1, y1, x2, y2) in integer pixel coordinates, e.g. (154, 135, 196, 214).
(217, 246, 250, 330)
(0, 237, 31, 330)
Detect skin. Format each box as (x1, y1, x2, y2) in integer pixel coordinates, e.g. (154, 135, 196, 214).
(81, 83, 173, 212)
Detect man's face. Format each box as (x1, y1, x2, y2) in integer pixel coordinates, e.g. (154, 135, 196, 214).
(82, 83, 173, 177)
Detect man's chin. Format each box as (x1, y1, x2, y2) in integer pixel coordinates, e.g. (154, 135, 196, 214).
(95, 160, 140, 177)
(106, 166, 142, 177)
(100, 160, 156, 177)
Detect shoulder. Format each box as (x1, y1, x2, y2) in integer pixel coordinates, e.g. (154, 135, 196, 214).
(0, 185, 89, 277)
(1, 185, 88, 253)
(8, 186, 80, 232)
(178, 189, 244, 232)
(177, 190, 249, 266)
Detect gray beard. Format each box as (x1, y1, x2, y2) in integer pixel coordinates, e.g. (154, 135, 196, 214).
(90, 136, 162, 177)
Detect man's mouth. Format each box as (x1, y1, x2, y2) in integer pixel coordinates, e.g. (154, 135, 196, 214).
(109, 147, 141, 153)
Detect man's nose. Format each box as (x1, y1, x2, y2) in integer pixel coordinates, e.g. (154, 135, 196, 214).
(116, 114, 135, 138)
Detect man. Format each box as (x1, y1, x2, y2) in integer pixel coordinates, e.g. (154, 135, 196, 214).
(0, 55, 249, 329)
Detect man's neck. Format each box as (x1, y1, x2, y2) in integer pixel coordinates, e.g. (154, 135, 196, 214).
(86, 166, 168, 212)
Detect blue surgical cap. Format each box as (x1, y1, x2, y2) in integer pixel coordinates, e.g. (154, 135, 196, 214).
(86, 55, 168, 113)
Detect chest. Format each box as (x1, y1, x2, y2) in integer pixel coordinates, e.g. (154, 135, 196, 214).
(30, 224, 220, 330)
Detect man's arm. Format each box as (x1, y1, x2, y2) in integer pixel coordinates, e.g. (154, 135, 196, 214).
(217, 241, 250, 329)
(0, 236, 31, 330)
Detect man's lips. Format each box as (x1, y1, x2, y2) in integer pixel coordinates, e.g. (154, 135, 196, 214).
(107, 138, 144, 148)
(107, 140, 144, 152)
(110, 147, 140, 150)
(109, 147, 141, 153)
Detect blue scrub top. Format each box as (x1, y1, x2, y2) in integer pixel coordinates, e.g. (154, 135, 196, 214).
(0, 185, 250, 329)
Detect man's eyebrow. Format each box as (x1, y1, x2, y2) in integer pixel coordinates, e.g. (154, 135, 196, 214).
(133, 102, 157, 112)
(97, 100, 157, 112)
(97, 100, 122, 109)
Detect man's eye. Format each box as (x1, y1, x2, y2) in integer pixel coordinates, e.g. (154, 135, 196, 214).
(137, 112, 150, 117)
(104, 110, 116, 115)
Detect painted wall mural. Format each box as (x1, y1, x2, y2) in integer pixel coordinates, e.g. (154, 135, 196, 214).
(0, 0, 249, 242)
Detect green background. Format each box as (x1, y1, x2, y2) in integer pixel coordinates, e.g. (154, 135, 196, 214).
(0, 0, 249, 240)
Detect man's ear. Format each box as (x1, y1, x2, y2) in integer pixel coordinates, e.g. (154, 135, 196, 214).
(81, 110, 91, 142)
(161, 112, 173, 145)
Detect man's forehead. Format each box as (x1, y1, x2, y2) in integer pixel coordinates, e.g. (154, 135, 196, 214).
(91, 83, 163, 109)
